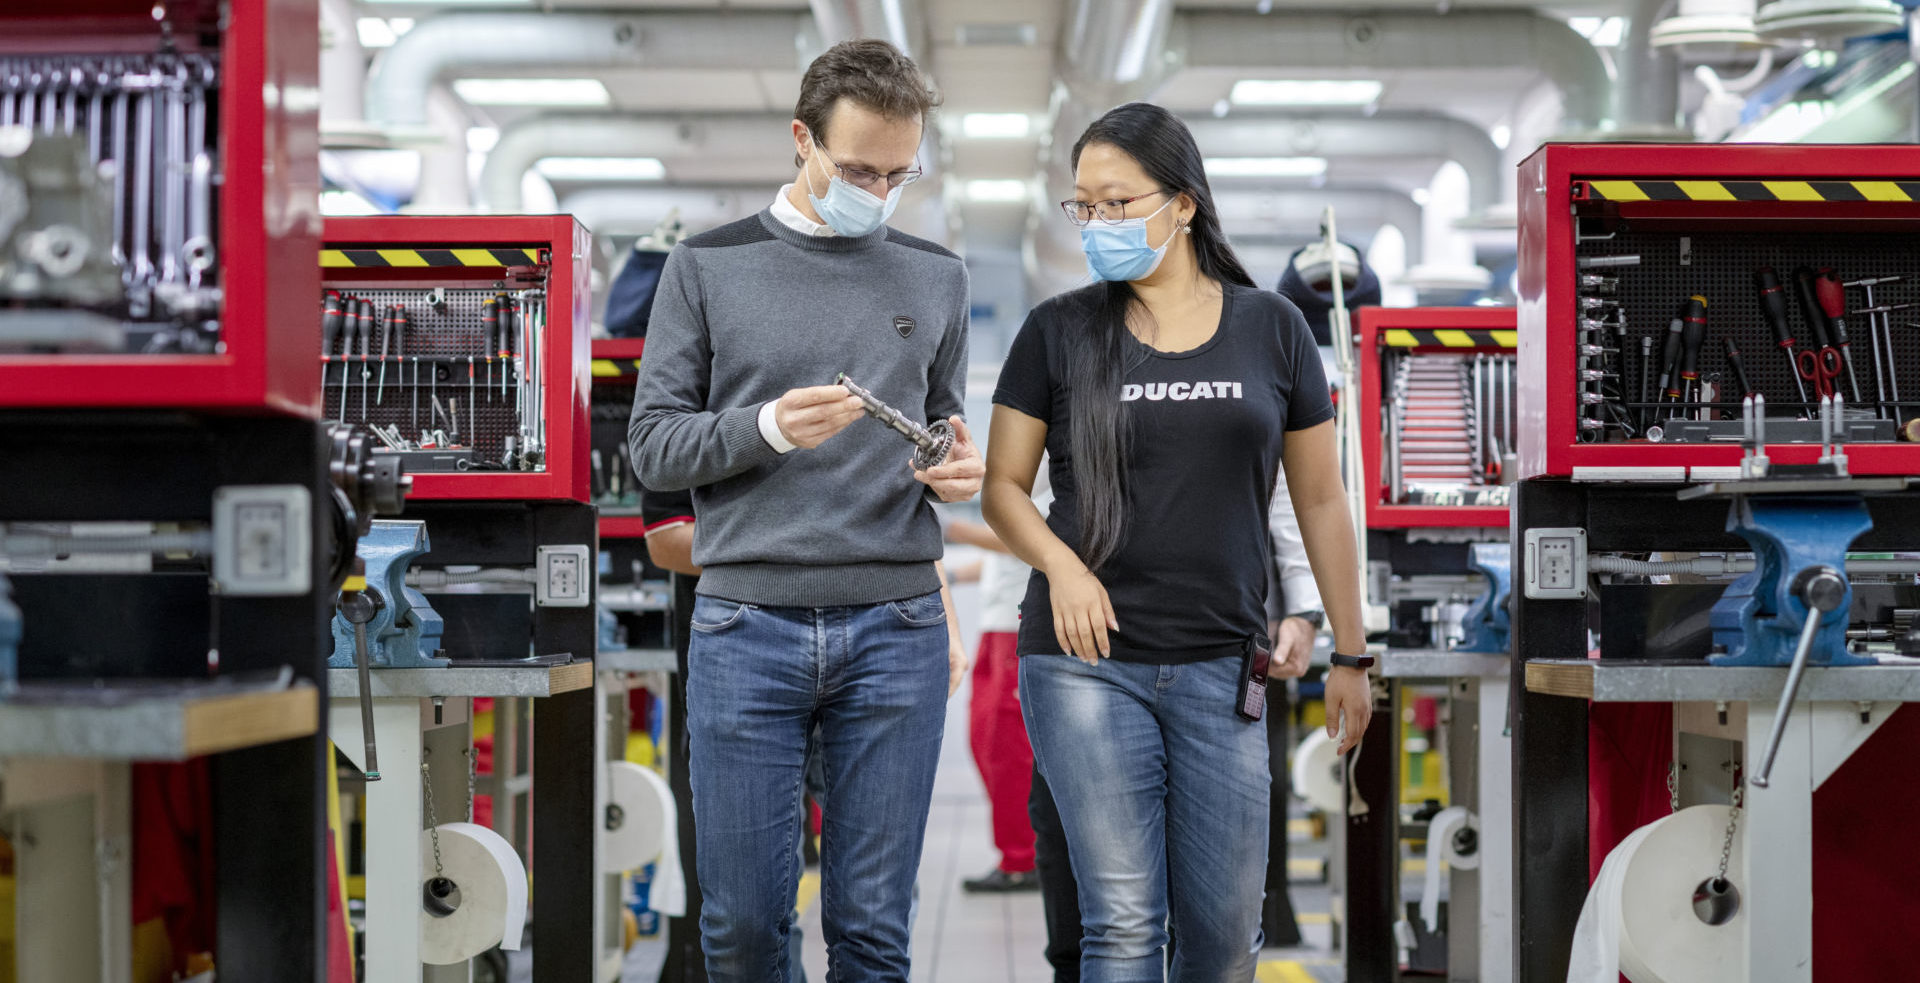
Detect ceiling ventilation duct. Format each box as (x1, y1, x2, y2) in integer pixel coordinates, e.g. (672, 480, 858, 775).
(1755, 0, 1904, 44)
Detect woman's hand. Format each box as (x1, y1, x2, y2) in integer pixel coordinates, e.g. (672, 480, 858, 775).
(1324, 665, 1373, 754)
(1050, 565, 1118, 665)
(948, 634, 970, 698)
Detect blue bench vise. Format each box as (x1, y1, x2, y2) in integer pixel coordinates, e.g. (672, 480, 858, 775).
(1459, 543, 1512, 654)
(330, 520, 447, 669)
(1709, 495, 1873, 668)
(0, 574, 18, 690)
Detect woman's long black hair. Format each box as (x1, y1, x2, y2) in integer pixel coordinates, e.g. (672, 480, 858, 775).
(1065, 101, 1255, 572)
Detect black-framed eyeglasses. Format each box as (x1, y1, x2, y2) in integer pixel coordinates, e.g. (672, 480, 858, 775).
(1059, 190, 1170, 227)
(812, 138, 923, 192)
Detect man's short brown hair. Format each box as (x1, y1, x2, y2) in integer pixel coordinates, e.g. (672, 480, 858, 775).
(793, 38, 939, 166)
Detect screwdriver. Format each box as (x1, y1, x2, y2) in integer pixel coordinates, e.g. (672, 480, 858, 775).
(1757, 267, 1811, 407)
(1814, 269, 1864, 404)
(498, 294, 514, 400)
(322, 291, 346, 419)
(482, 296, 498, 400)
(357, 299, 375, 420)
(1653, 299, 1688, 415)
(341, 298, 364, 421)
(1674, 296, 1709, 408)
(1723, 336, 1757, 400)
(376, 306, 397, 404)
(1638, 335, 1654, 429)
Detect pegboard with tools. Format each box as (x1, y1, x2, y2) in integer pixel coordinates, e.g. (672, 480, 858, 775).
(0, 0, 322, 413)
(320, 286, 546, 476)
(1360, 306, 1515, 529)
(321, 215, 592, 503)
(1518, 142, 1920, 480)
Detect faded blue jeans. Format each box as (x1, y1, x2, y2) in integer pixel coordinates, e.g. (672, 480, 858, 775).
(1019, 653, 1270, 983)
(687, 591, 950, 983)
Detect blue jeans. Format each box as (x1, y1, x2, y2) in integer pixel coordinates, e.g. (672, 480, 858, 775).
(1019, 654, 1270, 983)
(687, 591, 950, 983)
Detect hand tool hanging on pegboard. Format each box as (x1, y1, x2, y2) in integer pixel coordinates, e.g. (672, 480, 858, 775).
(1811, 269, 1863, 405)
(1757, 267, 1811, 411)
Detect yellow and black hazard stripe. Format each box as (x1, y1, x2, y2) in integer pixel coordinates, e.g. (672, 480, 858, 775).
(320, 247, 545, 268)
(1380, 328, 1517, 349)
(1584, 179, 1920, 203)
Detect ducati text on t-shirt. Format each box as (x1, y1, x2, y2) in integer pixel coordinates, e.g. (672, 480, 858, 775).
(1120, 381, 1245, 401)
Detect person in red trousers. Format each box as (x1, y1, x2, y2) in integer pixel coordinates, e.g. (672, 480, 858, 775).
(948, 478, 1052, 893)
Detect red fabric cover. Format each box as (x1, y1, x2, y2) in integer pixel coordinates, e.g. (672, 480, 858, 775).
(1587, 702, 1676, 880)
(131, 760, 215, 971)
(968, 631, 1037, 873)
(1813, 703, 1920, 981)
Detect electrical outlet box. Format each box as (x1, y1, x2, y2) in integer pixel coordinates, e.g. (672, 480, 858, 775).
(536, 544, 592, 607)
(1524, 527, 1588, 599)
(212, 485, 311, 596)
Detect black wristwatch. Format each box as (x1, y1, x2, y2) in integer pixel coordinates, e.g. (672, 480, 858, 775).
(1285, 609, 1325, 630)
(1329, 651, 1375, 670)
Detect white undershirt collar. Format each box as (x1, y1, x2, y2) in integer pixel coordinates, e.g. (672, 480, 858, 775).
(770, 183, 838, 238)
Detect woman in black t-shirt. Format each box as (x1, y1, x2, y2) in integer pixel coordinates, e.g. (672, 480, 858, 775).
(982, 102, 1373, 981)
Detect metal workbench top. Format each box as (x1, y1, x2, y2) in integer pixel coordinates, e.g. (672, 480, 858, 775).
(1525, 658, 1920, 703)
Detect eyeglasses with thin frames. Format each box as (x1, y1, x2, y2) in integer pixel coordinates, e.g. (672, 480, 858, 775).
(810, 137, 923, 193)
(1059, 190, 1171, 227)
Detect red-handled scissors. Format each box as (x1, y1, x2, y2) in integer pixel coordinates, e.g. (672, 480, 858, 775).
(1796, 346, 1841, 399)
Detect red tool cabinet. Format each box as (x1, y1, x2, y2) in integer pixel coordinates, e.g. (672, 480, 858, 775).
(0, 0, 321, 415)
(320, 215, 590, 503)
(1518, 143, 1920, 480)
(1359, 306, 1516, 529)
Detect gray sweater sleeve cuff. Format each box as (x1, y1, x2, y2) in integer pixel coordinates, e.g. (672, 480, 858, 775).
(721, 403, 786, 467)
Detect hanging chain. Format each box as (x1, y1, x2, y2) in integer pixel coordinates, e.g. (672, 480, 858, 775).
(465, 745, 477, 824)
(423, 760, 444, 878)
(1717, 767, 1744, 882)
(1668, 760, 1680, 813)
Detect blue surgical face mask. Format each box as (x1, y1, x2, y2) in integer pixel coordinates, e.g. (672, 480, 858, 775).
(803, 137, 902, 237)
(1081, 197, 1177, 282)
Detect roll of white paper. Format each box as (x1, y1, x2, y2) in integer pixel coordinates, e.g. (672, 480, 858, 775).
(1567, 805, 1746, 983)
(1420, 806, 1479, 933)
(1292, 728, 1343, 814)
(604, 761, 688, 916)
(418, 822, 527, 965)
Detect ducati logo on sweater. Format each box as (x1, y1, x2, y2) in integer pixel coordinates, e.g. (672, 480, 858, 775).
(1120, 381, 1245, 402)
(894, 315, 916, 339)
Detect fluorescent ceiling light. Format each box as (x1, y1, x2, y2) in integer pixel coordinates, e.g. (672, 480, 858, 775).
(364, 0, 527, 4)
(534, 156, 665, 181)
(452, 78, 610, 108)
(961, 113, 1031, 139)
(965, 179, 1030, 202)
(355, 18, 412, 48)
(1203, 156, 1328, 178)
(320, 189, 382, 216)
(1229, 79, 1382, 107)
(1568, 16, 1626, 46)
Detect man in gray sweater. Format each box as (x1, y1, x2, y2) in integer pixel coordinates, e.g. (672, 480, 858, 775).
(628, 38, 981, 983)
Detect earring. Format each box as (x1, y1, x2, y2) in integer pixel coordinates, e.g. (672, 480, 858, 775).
(1182, 225, 1193, 235)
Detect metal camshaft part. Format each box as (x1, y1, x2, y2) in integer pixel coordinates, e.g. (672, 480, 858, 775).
(836, 373, 954, 470)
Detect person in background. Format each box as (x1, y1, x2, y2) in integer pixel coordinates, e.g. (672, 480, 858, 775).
(1024, 465, 1325, 982)
(983, 102, 1371, 981)
(943, 472, 1052, 894)
(628, 37, 980, 982)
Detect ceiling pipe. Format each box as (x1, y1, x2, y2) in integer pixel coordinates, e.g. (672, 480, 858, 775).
(561, 186, 773, 237)
(1181, 112, 1506, 213)
(1028, 0, 1180, 300)
(479, 114, 792, 213)
(808, 0, 930, 60)
(1212, 187, 1425, 265)
(1170, 9, 1611, 131)
(365, 11, 815, 132)
(1613, 0, 1690, 139)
